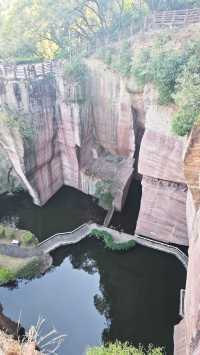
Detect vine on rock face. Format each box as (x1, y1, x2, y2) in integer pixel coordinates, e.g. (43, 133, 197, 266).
(0, 108, 34, 140)
(95, 180, 114, 210)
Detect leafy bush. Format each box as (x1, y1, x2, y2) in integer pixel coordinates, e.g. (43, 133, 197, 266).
(90, 229, 136, 251)
(21, 231, 35, 246)
(132, 47, 186, 104)
(112, 42, 132, 76)
(0, 268, 15, 285)
(87, 341, 164, 355)
(131, 48, 153, 87)
(172, 63, 200, 135)
(132, 38, 200, 135)
(98, 42, 132, 77)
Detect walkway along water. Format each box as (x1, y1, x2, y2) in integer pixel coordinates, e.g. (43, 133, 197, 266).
(37, 223, 188, 270)
(0, 223, 188, 269)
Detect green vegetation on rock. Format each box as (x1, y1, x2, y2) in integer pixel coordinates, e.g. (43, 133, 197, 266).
(64, 57, 87, 83)
(0, 268, 15, 285)
(0, 256, 44, 285)
(16, 258, 41, 279)
(90, 229, 136, 251)
(131, 37, 200, 136)
(95, 181, 114, 210)
(98, 41, 132, 77)
(0, 108, 34, 140)
(87, 341, 164, 354)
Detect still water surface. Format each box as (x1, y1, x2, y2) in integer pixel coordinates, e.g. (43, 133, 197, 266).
(0, 183, 186, 355)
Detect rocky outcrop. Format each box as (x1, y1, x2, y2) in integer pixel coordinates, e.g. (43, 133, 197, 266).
(0, 60, 134, 210)
(135, 84, 188, 245)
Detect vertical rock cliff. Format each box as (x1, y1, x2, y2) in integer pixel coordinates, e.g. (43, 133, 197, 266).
(0, 60, 134, 210)
(174, 124, 200, 355)
(135, 84, 188, 245)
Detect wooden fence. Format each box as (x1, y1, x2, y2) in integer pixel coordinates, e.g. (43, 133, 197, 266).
(145, 8, 200, 30)
(1, 8, 200, 81)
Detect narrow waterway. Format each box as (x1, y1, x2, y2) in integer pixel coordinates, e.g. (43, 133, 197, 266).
(0, 181, 186, 355)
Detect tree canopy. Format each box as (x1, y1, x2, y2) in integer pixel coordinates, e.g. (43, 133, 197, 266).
(0, 0, 199, 62)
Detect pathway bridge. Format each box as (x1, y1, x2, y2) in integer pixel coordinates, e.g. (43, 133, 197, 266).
(38, 223, 188, 270)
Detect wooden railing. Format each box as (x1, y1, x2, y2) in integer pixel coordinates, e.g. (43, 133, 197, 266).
(0, 60, 62, 80)
(145, 8, 200, 30)
(1, 8, 200, 81)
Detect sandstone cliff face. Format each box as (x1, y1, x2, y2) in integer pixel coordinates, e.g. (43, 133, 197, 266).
(135, 84, 188, 245)
(174, 124, 200, 355)
(0, 61, 134, 210)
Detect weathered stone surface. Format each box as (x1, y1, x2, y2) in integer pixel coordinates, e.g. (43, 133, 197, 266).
(136, 84, 188, 245)
(139, 130, 186, 183)
(184, 123, 200, 209)
(0, 60, 135, 210)
(174, 124, 200, 355)
(0, 121, 39, 204)
(136, 177, 188, 245)
(86, 59, 135, 156)
(0, 147, 22, 195)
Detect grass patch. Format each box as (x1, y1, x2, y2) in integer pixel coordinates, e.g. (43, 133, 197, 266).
(0, 256, 42, 285)
(0, 224, 38, 247)
(16, 258, 41, 279)
(90, 229, 136, 251)
(0, 268, 15, 285)
(87, 341, 164, 354)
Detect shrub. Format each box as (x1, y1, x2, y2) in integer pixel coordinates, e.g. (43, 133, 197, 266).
(87, 341, 164, 355)
(111, 42, 132, 77)
(99, 42, 132, 77)
(0, 268, 15, 285)
(151, 51, 185, 104)
(21, 231, 36, 246)
(172, 70, 200, 136)
(132, 47, 186, 104)
(131, 48, 153, 87)
(90, 229, 136, 251)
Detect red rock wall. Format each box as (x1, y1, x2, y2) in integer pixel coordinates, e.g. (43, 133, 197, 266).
(0, 60, 135, 210)
(174, 123, 200, 355)
(135, 84, 188, 245)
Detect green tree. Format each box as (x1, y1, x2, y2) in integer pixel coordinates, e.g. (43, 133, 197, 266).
(87, 341, 164, 355)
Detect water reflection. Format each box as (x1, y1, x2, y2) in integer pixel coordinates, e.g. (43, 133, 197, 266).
(0, 182, 186, 354)
(52, 237, 186, 355)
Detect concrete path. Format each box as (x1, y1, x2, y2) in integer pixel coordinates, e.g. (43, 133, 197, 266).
(38, 223, 188, 269)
